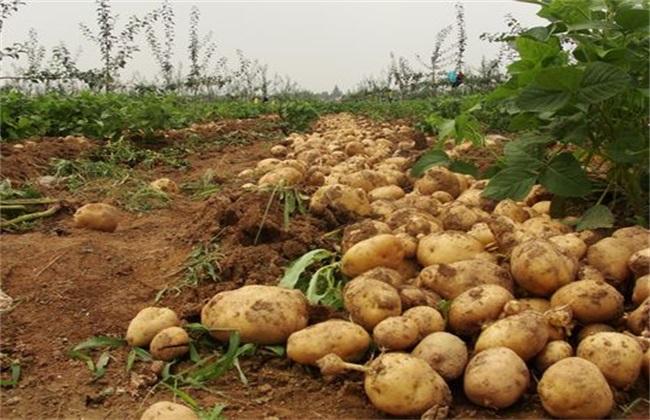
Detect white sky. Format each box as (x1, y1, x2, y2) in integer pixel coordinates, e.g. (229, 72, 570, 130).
(2, 1, 544, 91)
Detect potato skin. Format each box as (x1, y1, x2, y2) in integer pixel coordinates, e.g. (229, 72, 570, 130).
(535, 340, 574, 372)
(364, 353, 451, 416)
(576, 323, 615, 342)
(463, 347, 529, 409)
(343, 277, 401, 330)
(309, 184, 371, 219)
(474, 311, 549, 361)
(510, 239, 577, 296)
(287, 320, 370, 365)
(538, 357, 613, 419)
(550, 280, 623, 324)
(577, 332, 644, 389)
(340, 220, 391, 253)
(372, 316, 419, 350)
(632, 275, 650, 306)
(412, 332, 468, 380)
(258, 166, 303, 186)
(126, 307, 180, 347)
(629, 248, 650, 277)
(449, 285, 513, 335)
(402, 306, 445, 338)
(73, 203, 120, 232)
(587, 237, 634, 284)
(140, 401, 198, 420)
(416, 231, 484, 267)
(201, 285, 308, 344)
(150, 327, 190, 361)
(627, 297, 650, 335)
(341, 234, 405, 277)
(368, 185, 405, 202)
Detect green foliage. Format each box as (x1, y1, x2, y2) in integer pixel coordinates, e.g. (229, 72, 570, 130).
(411, 149, 479, 178)
(0, 357, 21, 388)
(278, 101, 319, 133)
(181, 169, 221, 200)
(68, 336, 126, 381)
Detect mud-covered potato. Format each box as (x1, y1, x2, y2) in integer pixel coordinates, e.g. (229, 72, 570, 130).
(364, 353, 451, 417)
(287, 320, 370, 365)
(440, 203, 486, 231)
(493, 199, 529, 223)
(627, 297, 650, 335)
(309, 184, 371, 219)
(577, 332, 643, 389)
(340, 170, 389, 192)
(402, 306, 445, 338)
(521, 216, 570, 239)
(73, 203, 121, 232)
(412, 332, 468, 380)
(140, 401, 198, 420)
(372, 316, 419, 350)
(449, 285, 514, 335)
(629, 248, 650, 277)
(355, 266, 404, 288)
(416, 231, 484, 267)
(535, 340, 573, 371)
(632, 275, 650, 306)
(538, 357, 614, 419)
(463, 347, 529, 409)
(150, 177, 179, 193)
(417, 260, 513, 300)
(510, 239, 577, 296)
(201, 285, 308, 344)
(576, 323, 615, 342)
(258, 166, 303, 186)
(474, 311, 549, 361)
(467, 222, 495, 246)
(587, 237, 634, 284)
(368, 185, 405, 202)
(550, 280, 623, 324)
(414, 166, 464, 198)
(343, 277, 401, 330)
(340, 220, 391, 253)
(549, 234, 587, 260)
(612, 225, 650, 253)
(126, 307, 180, 347)
(150, 327, 190, 361)
(341, 234, 405, 277)
(500, 298, 550, 317)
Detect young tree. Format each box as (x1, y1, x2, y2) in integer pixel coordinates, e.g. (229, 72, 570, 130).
(453, 2, 467, 72)
(0, 0, 26, 60)
(186, 5, 218, 94)
(145, 0, 175, 88)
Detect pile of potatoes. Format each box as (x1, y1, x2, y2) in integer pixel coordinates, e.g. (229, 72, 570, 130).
(136, 115, 649, 418)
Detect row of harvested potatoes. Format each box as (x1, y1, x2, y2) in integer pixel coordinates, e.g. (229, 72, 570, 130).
(133, 115, 648, 419)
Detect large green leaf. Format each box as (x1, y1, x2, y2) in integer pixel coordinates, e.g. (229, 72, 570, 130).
(605, 131, 649, 163)
(577, 62, 630, 104)
(536, 67, 584, 92)
(615, 6, 650, 31)
(278, 249, 333, 289)
(517, 85, 572, 112)
(503, 134, 551, 169)
(576, 204, 615, 231)
(482, 167, 538, 200)
(539, 152, 592, 197)
(410, 149, 450, 177)
(449, 160, 479, 178)
(515, 37, 561, 62)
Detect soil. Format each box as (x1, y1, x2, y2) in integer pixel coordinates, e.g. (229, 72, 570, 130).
(1, 115, 648, 419)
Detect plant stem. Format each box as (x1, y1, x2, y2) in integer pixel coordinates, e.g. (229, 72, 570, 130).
(0, 205, 61, 228)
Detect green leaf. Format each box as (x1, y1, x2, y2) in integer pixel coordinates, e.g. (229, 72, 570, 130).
(0, 361, 21, 388)
(615, 6, 650, 31)
(539, 153, 592, 197)
(278, 249, 333, 289)
(71, 336, 125, 352)
(576, 204, 615, 231)
(262, 345, 286, 357)
(517, 85, 572, 112)
(577, 62, 630, 104)
(536, 67, 584, 92)
(515, 37, 561, 62)
(605, 132, 649, 163)
(503, 134, 551, 170)
(482, 167, 538, 200)
(449, 160, 479, 177)
(93, 352, 111, 380)
(410, 149, 450, 177)
(438, 119, 456, 141)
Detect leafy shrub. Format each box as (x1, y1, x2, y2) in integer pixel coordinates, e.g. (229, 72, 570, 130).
(278, 101, 319, 133)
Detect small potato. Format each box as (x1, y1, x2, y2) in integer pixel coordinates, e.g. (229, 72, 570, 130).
(632, 274, 650, 306)
(626, 297, 650, 335)
(449, 285, 513, 335)
(412, 332, 468, 380)
(126, 307, 180, 347)
(287, 320, 370, 365)
(392, 258, 421, 281)
(368, 185, 405, 202)
(370, 199, 396, 219)
(535, 340, 573, 371)
(474, 311, 549, 361)
(373, 316, 419, 350)
(150, 178, 178, 193)
(416, 231, 484, 267)
(73, 203, 120, 232)
(140, 401, 198, 420)
(341, 234, 405, 277)
(417, 259, 513, 300)
(493, 199, 529, 223)
(577, 264, 606, 282)
(550, 280, 623, 324)
(538, 357, 613, 419)
(345, 141, 364, 156)
(431, 191, 454, 203)
(343, 277, 401, 330)
(629, 248, 650, 277)
(395, 233, 417, 259)
(549, 234, 587, 260)
(270, 144, 287, 157)
(364, 353, 451, 417)
(587, 237, 634, 284)
(576, 324, 615, 342)
(150, 327, 190, 361)
(403, 306, 445, 338)
(577, 332, 643, 389)
(201, 285, 308, 344)
(340, 170, 389, 192)
(309, 184, 371, 219)
(510, 239, 577, 296)
(258, 166, 303, 187)
(464, 347, 529, 409)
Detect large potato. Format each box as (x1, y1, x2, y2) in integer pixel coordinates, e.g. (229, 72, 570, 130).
(402, 306, 445, 338)
(510, 239, 577, 296)
(550, 280, 623, 323)
(126, 307, 180, 347)
(201, 285, 308, 344)
(549, 233, 587, 260)
(140, 401, 198, 420)
(538, 357, 613, 418)
(364, 353, 451, 417)
(287, 320, 370, 365)
(587, 237, 634, 284)
(474, 311, 549, 361)
(73, 203, 120, 232)
(341, 234, 405, 277)
(416, 231, 484, 266)
(372, 316, 419, 350)
(612, 225, 650, 253)
(417, 259, 513, 300)
(343, 277, 401, 330)
(463, 347, 529, 409)
(340, 220, 391, 253)
(535, 340, 573, 371)
(449, 285, 514, 335)
(577, 332, 643, 389)
(309, 184, 371, 219)
(412, 332, 468, 380)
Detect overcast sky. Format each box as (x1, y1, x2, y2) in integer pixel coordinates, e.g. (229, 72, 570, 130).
(2, 1, 544, 91)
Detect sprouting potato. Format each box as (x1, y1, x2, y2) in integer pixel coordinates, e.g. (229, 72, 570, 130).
(412, 332, 468, 381)
(149, 326, 190, 361)
(140, 401, 198, 420)
(372, 316, 419, 350)
(550, 280, 623, 324)
(341, 234, 405, 277)
(449, 285, 514, 335)
(535, 340, 573, 372)
(73, 203, 121, 232)
(287, 320, 370, 365)
(416, 231, 484, 267)
(343, 277, 401, 330)
(577, 332, 644, 389)
(629, 248, 650, 277)
(126, 307, 180, 347)
(150, 177, 179, 193)
(500, 298, 550, 317)
(510, 239, 577, 296)
(474, 310, 549, 361)
(402, 306, 445, 338)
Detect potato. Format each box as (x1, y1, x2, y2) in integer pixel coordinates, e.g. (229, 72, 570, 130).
(258, 166, 303, 186)
(535, 340, 573, 371)
(493, 199, 529, 223)
(626, 297, 650, 335)
(395, 233, 417, 258)
(576, 323, 615, 342)
(256, 158, 281, 173)
(632, 274, 650, 306)
(416, 231, 484, 267)
(577, 264, 606, 282)
(587, 237, 634, 284)
(431, 190, 454, 203)
(474, 311, 549, 361)
(385, 208, 441, 233)
(150, 327, 190, 361)
(364, 353, 451, 417)
(449, 285, 514, 335)
(150, 178, 178, 193)
(629, 248, 650, 277)
(140, 401, 198, 420)
(355, 266, 404, 288)
(392, 258, 421, 281)
(463, 347, 529, 409)
(402, 306, 445, 338)
(340, 170, 389, 192)
(414, 166, 464, 197)
(340, 220, 391, 253)
(440, 203, 487, 231)
(550, 280, 623, 323)
(345, 141, 364, 156)
(126, 307, 180, 347)
(343, 277, 401, 330)
(538, 357, 613, 419)
(467, 222, 495, 246)
(577, 332, 643, 389)
(510, 239, 577, 296)
(201, 285, 308, 344)
(270, 144, 287, 157)
(501, 298, 550, 317)
(287, 320, 370, 365)
(417, 259, 513, 300)
(521, 216, 570, 239)
(373, 316, 419, 350)
(456, 188, 496, 211)
(412, 332, 468, 380)
(612, 225, 650, 253)
(368, 185, 405, 202)
(309, 184, 371, 219)
(73, 203, 120, 232)
(341, 234, 405, 277)
(549, 233, 587, 260)
(532, 200, 551, 214)
(370, 199, 396, 219)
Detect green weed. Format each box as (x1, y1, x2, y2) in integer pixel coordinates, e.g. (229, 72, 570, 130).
(68, 336, 126, 381)
(0, 355, 21, 388)
(181, 169, 221, 200)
